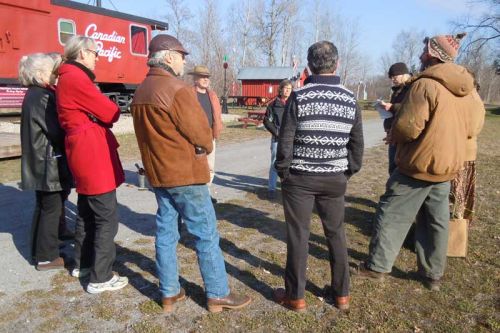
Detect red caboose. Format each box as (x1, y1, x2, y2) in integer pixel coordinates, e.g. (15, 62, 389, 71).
(0, 0, 168, 111)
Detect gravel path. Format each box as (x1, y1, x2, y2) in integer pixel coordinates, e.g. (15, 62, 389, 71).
(0, 118, 384, 307)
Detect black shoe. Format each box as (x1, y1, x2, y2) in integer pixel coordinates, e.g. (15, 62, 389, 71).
(423, 277, 441, 291)
(267, 191, 276, 200)
(211, 197, 218, 204)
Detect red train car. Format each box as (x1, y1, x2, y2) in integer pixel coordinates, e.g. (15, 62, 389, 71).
(0, 0, 168, 111)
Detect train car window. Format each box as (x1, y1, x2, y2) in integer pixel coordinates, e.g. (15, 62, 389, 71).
(130, 25, 148, 56)
(58, 19, 76, 45)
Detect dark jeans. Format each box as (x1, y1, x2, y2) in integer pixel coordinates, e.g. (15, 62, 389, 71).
(31, 191, 66, 262)
(388, 144, 397, 175)
(282, 173, 349, 299)
(74, 190, 118, 283)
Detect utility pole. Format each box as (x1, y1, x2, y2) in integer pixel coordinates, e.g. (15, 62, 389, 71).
(222, 56, 228, 114)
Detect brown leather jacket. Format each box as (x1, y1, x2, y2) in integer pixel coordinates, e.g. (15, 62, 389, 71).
(131, 67, 213, 187)
(393, 62, 484, 182)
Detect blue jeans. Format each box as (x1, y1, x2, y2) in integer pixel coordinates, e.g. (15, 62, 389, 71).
(268, 139, 278, 191)
(153, 185, 230, 299)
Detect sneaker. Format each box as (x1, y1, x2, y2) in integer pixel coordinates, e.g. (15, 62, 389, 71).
(86, 274, 128, 294)
(71, 268, 91, 278)
(36, 257, 65, 271)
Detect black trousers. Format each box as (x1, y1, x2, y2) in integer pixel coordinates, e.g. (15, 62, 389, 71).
(31, 191, 66, 262)
(74, 190, 118, 283)
(282, 173, 350, 299)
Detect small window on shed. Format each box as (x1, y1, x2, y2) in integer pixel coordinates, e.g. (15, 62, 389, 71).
(130, 25, 147, 55)
(58, 19, 75, 45)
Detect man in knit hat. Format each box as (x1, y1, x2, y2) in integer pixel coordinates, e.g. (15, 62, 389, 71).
(355, 32, 485, 291)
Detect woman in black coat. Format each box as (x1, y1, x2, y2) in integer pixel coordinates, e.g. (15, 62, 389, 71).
(19, 53, 73, 271)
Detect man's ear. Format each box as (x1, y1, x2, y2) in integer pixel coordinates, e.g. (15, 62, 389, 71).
(164, 51, 173, 65)
(334, 58, 340, 75)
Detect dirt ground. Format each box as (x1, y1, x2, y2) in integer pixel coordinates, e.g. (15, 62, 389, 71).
(0, 110, 498, 332)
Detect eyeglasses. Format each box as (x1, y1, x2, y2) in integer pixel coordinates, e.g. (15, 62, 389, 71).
(86, 49, 99, 58)
(172, 50, 186, 60)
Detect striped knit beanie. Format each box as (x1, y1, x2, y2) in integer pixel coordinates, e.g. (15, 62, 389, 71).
(424, 33, 467, 62)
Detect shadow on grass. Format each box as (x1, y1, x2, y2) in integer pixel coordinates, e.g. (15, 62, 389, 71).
(213, 171, 267, 195)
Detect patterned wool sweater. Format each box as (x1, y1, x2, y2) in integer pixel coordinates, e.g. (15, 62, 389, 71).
(276, 74, 364, 177)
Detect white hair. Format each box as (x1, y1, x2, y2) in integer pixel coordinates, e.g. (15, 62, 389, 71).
(64, 35, 97, 61)
(18, 53, 57, 87)
(147, 50, 170, 67)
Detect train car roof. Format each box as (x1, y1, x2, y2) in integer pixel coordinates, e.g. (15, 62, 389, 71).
(51, 0, 168, 30)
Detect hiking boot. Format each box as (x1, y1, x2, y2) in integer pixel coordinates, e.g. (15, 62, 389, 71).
(86, 274, 128, 294)
(211, 197, 218, 204)
(273, 288, 307, 312)
(207, 292, 252, 313)
(162, 288, 186, 313)
(36, 257, 65, 271)
(353, 262, 386, 281)
(71, 267, 91, 278)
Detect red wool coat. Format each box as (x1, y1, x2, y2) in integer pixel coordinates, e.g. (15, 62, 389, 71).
(56, 62, 124, 195)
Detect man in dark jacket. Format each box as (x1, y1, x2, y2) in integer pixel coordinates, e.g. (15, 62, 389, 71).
(263, 79, 292, 199)
(274, 41, 364, 312)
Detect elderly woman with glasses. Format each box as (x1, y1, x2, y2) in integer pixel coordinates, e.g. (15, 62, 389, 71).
(19, 53, 73, 271)
(56, 35, 127, 294)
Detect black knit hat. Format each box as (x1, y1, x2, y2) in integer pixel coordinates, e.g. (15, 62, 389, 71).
(388, 62, 409, 78)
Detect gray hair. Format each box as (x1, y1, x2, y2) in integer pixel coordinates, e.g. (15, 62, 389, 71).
(147, 50, 170, 67)
(64, 35, 97, 61)
(307, 41, 339, 74)
(18, 53, 57, 87)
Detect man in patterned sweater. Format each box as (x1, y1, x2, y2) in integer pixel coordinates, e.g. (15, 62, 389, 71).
(274, 41, 364, 312)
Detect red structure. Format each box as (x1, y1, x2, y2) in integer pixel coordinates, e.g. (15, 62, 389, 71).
(0, 0, 168, 110)
(235, 67, 300, 106)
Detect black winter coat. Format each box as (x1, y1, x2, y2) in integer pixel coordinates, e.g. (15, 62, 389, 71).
(383, 83, 411, 132)
(20, 86, 72, 192)
(263, 97, 286, 139)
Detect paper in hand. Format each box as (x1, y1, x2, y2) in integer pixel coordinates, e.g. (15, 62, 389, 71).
(373, 99, 393, 119)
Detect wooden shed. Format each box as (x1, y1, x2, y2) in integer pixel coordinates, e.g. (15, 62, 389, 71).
(235, 67, 299, 106)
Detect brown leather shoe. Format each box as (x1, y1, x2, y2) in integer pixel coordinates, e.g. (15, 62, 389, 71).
(162, 288, 186, 313)
(335, 296, 350, 312)
(207, 292, 252, 313)
(36, 257, 65, 271)
(273, 288, 306, 312)
(353, 262, 386, 281)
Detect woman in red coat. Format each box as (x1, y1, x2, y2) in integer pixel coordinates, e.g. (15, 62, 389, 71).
(56, 35, 127, 294)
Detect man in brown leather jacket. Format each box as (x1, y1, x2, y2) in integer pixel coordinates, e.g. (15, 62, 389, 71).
(356, 33, 485, 291)
(131, 34, 251, 313)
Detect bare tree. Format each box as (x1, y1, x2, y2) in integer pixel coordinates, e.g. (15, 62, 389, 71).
(391, 29, 426, 73)
(254, 0, 288, 66)
(332, 16, 364, 85)
(164, 0, 193, 41)
(227, 0, 259, 69)
(279, 0, 300, 66)
(193, 0, 228, 95)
